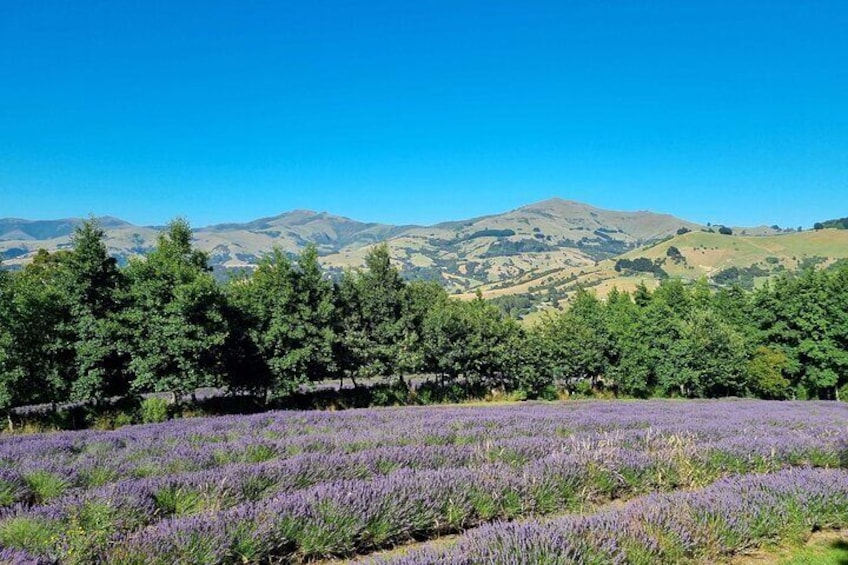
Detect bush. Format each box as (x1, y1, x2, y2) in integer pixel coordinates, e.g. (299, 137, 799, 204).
(141, 397, 170, 424)
(534, 384, 559, 401)
(114, 411, 135, 428)
(370, 381, 410, 406)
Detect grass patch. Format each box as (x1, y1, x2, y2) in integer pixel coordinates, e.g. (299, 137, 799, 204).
(23, 470, 70, 503)
(731, 530, 848, 564)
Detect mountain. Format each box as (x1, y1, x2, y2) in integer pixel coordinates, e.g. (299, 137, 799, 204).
(318, 198, 706, 290)
(4, 198, 836, 308)
(0, 199, 701, 276)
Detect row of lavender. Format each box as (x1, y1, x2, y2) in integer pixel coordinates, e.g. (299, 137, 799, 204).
(368, 467, 848, 564)
(1, 401, 843, 498)
(0, 401, 846, 563)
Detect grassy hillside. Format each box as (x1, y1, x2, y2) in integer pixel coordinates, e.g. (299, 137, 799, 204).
(4, 201, 839, 305)
(0, 199, 702, 290)
(471, 228, 848, 317)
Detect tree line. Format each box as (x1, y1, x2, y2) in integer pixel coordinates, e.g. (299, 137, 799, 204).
(1, 219, 846, 421)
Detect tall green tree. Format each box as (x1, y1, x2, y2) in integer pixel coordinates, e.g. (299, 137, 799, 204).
(336, 244, 409, 385)
(0, 263, 22, 426)
(0, 252, 71, 418)
(752, 266, 848, 399)
(230, 245, 337, 397)
(604, 289, 653, 397)
(62, 220, 129, 402)
(678, 308, 749, 397)
(123, 219, 230, 401)
(535, 289, 614, 392)
(422, 294, 521, 391)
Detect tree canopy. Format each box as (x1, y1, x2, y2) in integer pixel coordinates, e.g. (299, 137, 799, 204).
(2, 218, 848, 422)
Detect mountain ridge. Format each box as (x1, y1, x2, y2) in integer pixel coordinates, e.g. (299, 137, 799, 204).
(1, 199, 829, 303)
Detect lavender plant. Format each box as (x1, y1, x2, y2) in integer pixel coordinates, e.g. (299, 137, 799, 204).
(0, 400, 844, 563)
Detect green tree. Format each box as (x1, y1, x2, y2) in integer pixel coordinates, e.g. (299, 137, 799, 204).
(62, 220, 129, 402)
(123, 219, 230, 402)
(402, 281, 449, 377)
(230, 245, 337, 398)
(532, 289, 613, 393)
(747, 346, 791, 399)
(0, 264, 22, 426)
(604, 288, 653, 397)
(422, 294, 521, 392)
(679, 308, 749, 397)
(335, 244, 409, 385)
(0, 253, 71, 420)
(752, 266, 848, 399)
(641, 281, 691, 396)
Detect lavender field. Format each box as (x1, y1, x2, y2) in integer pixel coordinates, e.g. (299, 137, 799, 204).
(0, 400, 846, 564)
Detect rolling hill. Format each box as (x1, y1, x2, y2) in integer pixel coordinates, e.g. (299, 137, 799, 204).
(466, 228, 848, 318)
(3, 198, 841, 314)
(0, 198, 705, 284)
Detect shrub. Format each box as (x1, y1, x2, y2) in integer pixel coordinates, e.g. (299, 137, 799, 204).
(114, 411, 135, 427)
(141, 397, 169, 424)
(370, 381, 410, 406)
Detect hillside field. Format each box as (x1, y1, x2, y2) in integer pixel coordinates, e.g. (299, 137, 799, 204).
(470, 228, 848, 309)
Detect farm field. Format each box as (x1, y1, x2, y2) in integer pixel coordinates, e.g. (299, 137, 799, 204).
(0, 400, 846, 564)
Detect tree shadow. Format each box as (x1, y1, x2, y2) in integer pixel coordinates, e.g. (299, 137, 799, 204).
(828, 539, 848, 565)
(831, 539, 848, 565)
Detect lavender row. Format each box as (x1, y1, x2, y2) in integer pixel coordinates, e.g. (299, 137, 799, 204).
(7, 438, 841, 565)
(3, 416, 845, 540)
(2, 400, 844, 502)
(0, 436, 567, 512)
(4, 401, 844, 468)
(369, 467, 848, 564)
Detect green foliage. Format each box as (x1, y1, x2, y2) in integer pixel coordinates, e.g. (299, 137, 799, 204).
(482, 238, 554, 257)
(488, 294, 536, 318)
(153, 485, 208, 516)
(422, 294, 522, 391)
(24, 470, 70, 503)
(0, 516, 61, 556)
(712, 264, 770, 289)
(614, 257, 668, 278)
(230, 244, 336, 397)
(819, 217, 848, 229)
(335, 244, 416, 385)
(752, 265, 848, 399)
(3, 217, 848, 424)
(64, 220, 129, 402)
(122, 219, 231, 400)
(140, 397, 170, 424)
(465, 228, 516, 239)
(0, 251, 72, 417)
(533, 289, 614, 393)
(666, 245, 683, 260)
(747, 346, 792, 399)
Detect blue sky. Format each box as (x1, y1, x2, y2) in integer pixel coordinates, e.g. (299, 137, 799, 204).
(1, 1, 846, 228)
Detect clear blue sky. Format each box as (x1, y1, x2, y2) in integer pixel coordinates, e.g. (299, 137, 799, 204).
(1, 1, 846, 228)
